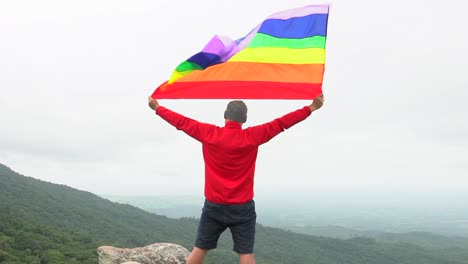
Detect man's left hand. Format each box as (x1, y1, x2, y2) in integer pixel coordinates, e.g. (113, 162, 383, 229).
(148, 96, 159, 111)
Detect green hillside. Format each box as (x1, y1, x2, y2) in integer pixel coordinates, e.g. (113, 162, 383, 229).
(1, 163, 468, 264)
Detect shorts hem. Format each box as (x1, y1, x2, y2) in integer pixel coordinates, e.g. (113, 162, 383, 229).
(195, 243, 217, 251)
(233, 248, 254, 254)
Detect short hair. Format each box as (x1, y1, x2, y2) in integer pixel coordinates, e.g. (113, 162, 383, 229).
(224, 100, 248, 123)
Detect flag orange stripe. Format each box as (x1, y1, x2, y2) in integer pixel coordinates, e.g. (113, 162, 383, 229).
(177, 62, 324, 83)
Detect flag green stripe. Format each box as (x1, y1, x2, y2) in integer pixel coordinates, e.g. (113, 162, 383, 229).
(249, 34, 326, 49)
(175, 61, 202, 72)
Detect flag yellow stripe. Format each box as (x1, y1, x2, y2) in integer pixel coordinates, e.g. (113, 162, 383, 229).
(229, 47, 326, 64)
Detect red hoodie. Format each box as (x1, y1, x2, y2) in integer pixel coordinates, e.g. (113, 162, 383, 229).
(156, 106, 312, 204)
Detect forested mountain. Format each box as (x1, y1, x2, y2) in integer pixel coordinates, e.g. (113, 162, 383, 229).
(1, 163, 468, 264)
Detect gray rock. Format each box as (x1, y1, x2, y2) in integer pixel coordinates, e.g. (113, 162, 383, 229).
(97, 243, 190, 264)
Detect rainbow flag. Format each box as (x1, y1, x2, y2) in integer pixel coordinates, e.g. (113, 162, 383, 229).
(152, 5, 329, 99)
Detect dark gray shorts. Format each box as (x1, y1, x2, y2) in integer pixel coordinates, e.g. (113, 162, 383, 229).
(195, 199, 256, 254)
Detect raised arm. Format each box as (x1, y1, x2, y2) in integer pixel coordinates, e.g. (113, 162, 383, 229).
(247, 94, 324, 145)
(148, 96, 215, 142)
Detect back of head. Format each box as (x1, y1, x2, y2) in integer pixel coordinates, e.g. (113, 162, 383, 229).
(224, 100, 248, 123)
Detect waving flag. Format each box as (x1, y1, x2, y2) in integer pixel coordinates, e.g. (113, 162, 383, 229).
(152, 5, 329, 99)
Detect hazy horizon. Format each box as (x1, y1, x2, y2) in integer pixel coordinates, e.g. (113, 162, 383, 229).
(4, 161, 468, 237)
(4, 160, 468, 213)
(100, 183, 468, 237)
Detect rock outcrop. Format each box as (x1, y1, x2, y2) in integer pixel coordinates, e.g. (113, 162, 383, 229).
(97, 243, 190, 264)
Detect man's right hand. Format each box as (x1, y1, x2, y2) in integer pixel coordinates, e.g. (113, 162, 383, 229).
(309, 94, 324, 112)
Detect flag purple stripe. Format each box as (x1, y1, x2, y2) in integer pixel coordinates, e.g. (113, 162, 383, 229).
(220, 24, 261, 61)
(201, 35, 236, 57)
(268, 5, 329, 20)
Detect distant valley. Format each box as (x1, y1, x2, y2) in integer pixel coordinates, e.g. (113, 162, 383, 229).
(103, 192, 468, 250)
(102, 192, 468, 238)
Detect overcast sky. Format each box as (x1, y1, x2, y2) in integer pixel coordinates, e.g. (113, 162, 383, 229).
(1, 0, 467, 198)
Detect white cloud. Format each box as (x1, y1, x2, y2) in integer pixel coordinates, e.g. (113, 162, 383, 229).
(1, 0, 467, 197)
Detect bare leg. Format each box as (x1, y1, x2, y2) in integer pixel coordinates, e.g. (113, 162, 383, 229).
(239, 254, 256, 264)
(186, 247, 209, 264)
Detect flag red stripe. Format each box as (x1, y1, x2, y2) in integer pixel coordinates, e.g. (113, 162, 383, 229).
(152, 81, 322, 99)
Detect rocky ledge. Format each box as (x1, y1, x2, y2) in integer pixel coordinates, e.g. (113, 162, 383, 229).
(97, 243, 190, 264)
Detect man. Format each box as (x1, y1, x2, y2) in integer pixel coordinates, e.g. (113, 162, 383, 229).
(148, 94, 324, 264)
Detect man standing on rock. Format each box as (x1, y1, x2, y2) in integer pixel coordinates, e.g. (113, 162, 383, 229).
(148, 95, 324, 264)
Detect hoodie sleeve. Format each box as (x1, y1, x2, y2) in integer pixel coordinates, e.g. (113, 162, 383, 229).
(156, 106, 216, 143)
(246, 106, 312, 145)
